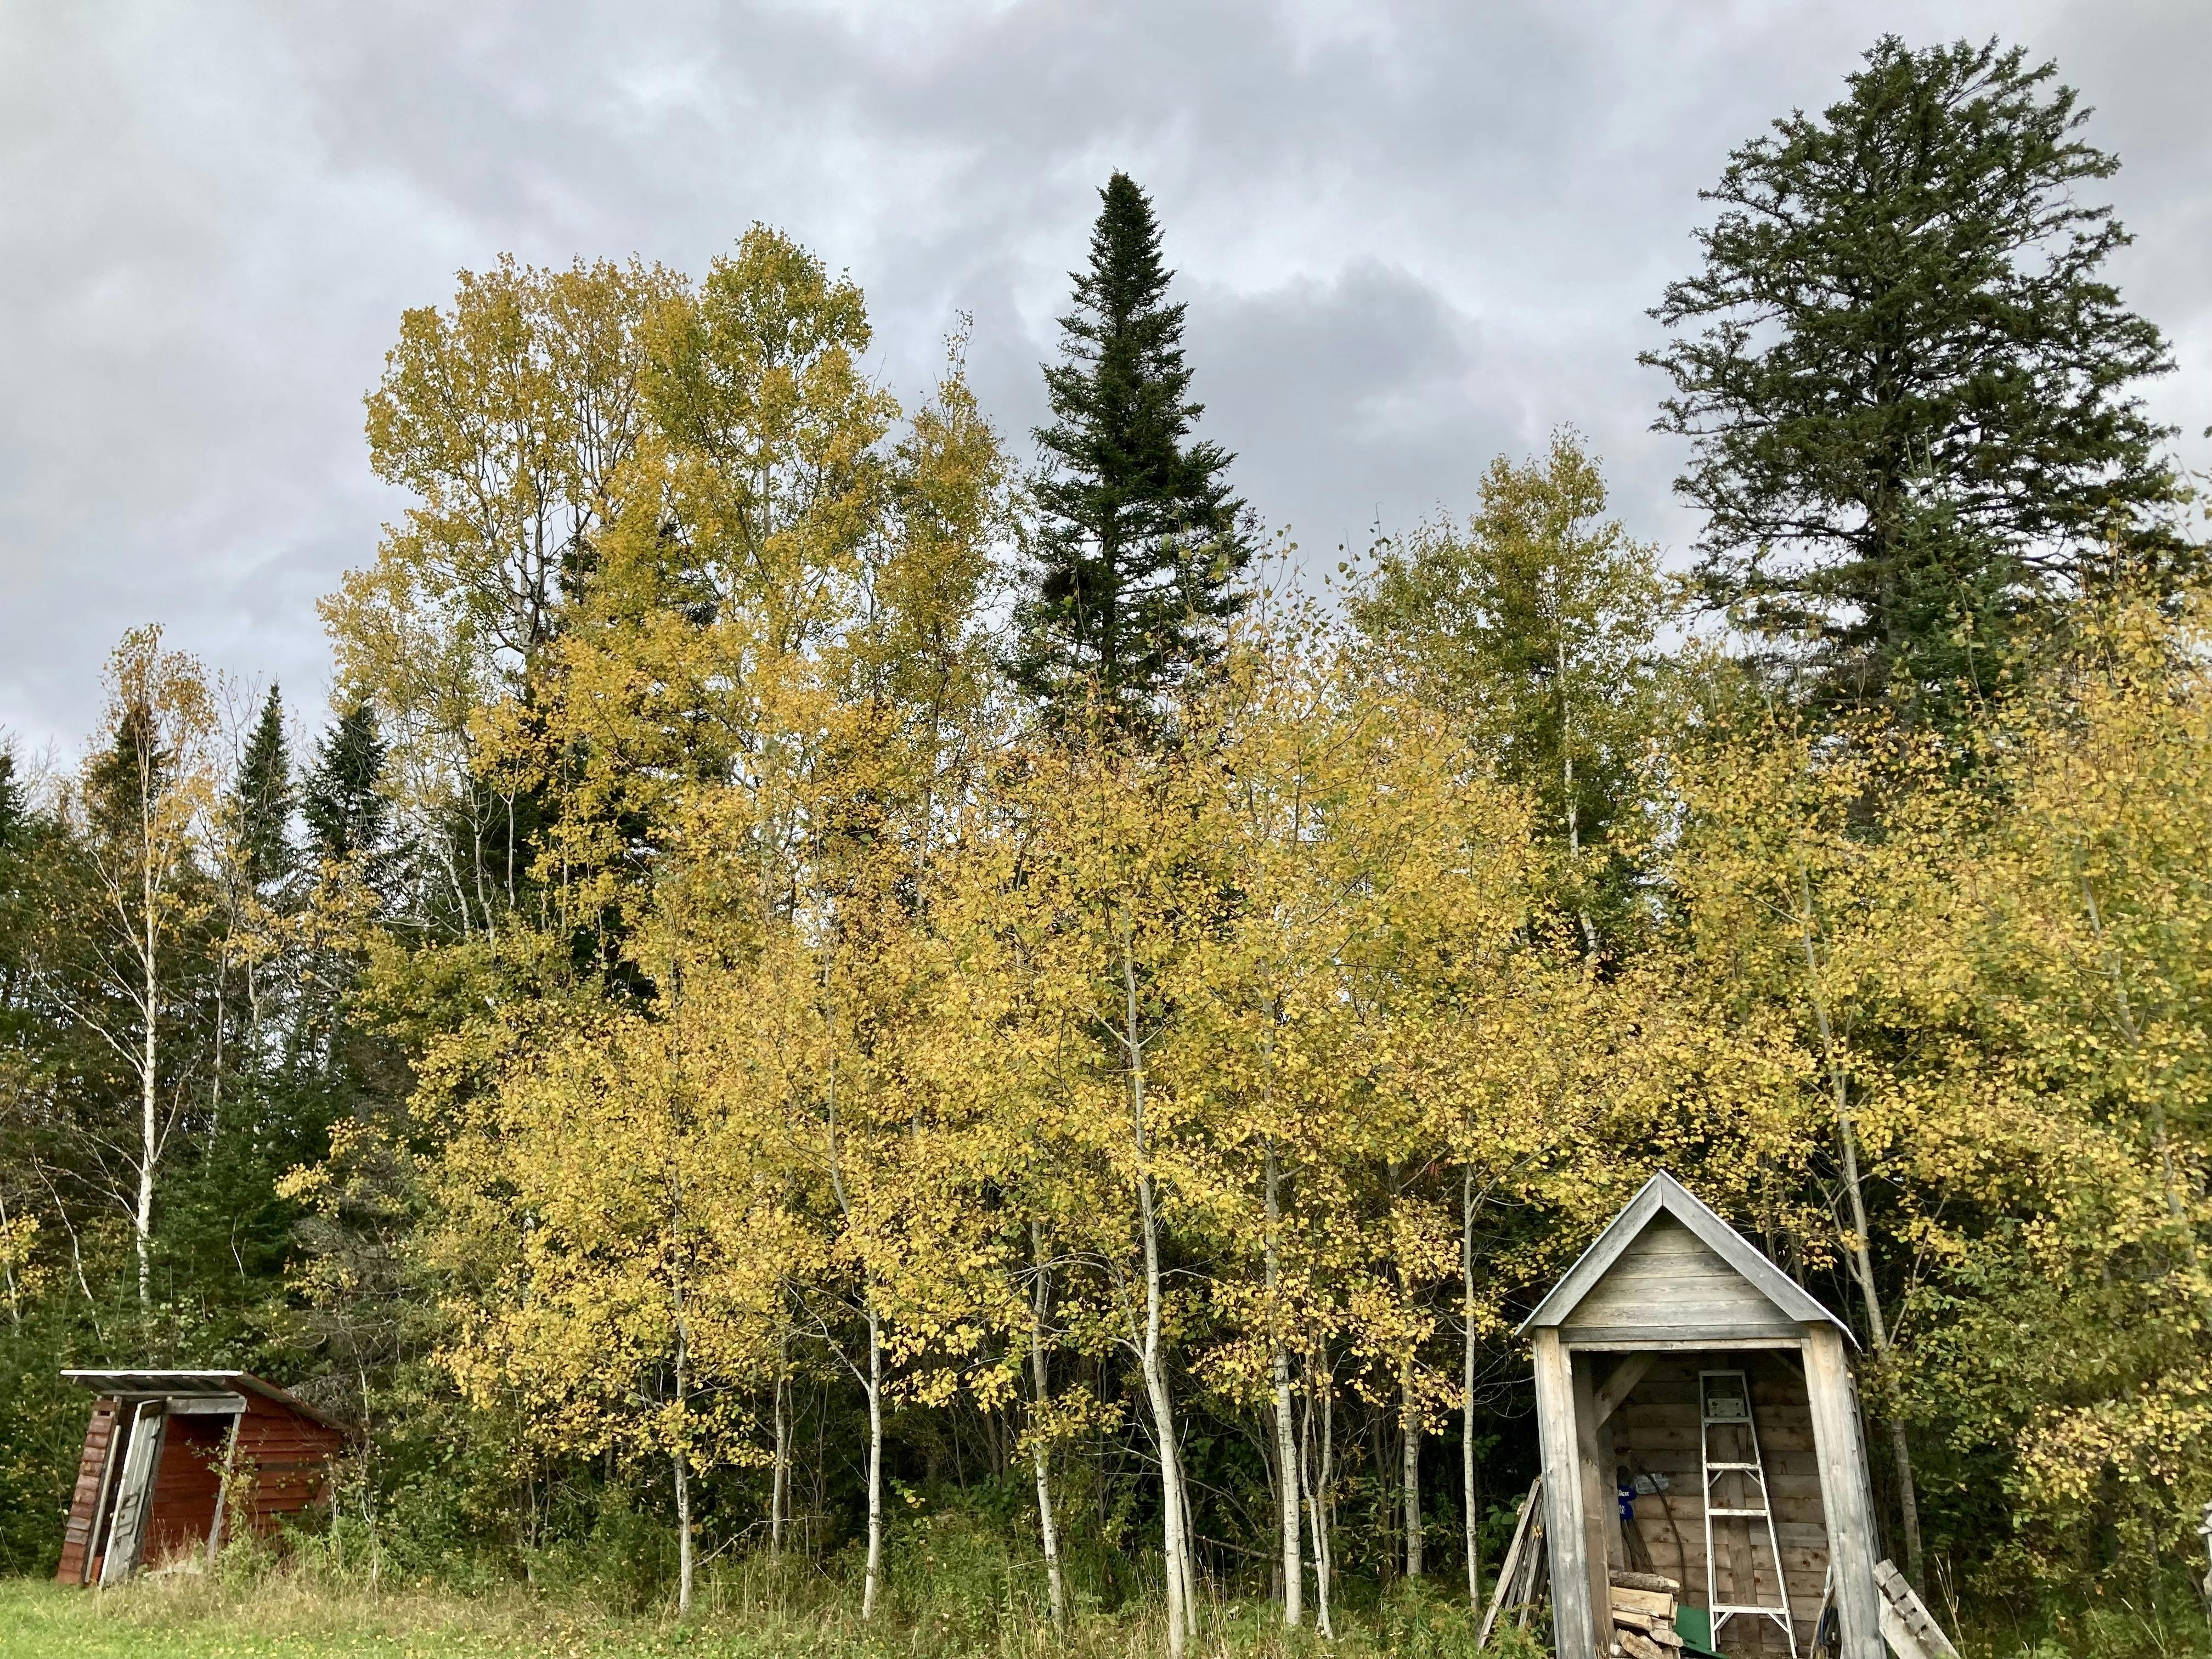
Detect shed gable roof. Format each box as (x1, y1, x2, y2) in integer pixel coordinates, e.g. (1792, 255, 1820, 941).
(1517, 1171, 1849, 1339)
(61, 1368, 352, 1434)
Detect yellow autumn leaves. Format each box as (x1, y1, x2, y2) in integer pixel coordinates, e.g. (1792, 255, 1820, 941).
(308, 222, 2212, 1612)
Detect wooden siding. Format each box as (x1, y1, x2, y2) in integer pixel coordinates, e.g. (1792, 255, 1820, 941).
(56, 1386, 347, 1584)
(54, 1397, 120, 1585)
(1609, 1355, 1830, 1656)
(143, 1414, 228, 1567)
(230, 1394, 343, 1532)
(1560, 1220, 1802, 1342)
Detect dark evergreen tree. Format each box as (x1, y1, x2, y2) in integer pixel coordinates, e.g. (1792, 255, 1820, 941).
(82, 698, 167, 850)
(1014, 172, 1252, 727)
(1644, 35, 2183, 711)
(0, 748, 21, 856)
(303, 703, 391, 873)
(233, 685, 295, 894)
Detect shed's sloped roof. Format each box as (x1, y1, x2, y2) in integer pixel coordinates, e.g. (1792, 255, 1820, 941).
(1517, 1171, 1850, 1339)
(61, 1369, 351, 1434)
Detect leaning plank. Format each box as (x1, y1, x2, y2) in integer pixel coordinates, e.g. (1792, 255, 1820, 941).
(1477, 1479, 1543, 1651)
(1875, 1561, 1960, 1659)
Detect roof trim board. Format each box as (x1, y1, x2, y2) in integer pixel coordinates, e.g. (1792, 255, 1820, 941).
(60, 1369, 352, 1434)
(1517, 1171, 1852, 1341)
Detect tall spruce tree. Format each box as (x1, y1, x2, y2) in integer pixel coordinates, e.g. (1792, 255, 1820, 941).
(303, 703, 391, 874)
(1014, 172, 1251, 727)
(233, 685, 295, 895)
(1644, 36, 2182, 712)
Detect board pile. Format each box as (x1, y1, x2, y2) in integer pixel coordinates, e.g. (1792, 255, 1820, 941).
(1609, 1570, 1686, 1659)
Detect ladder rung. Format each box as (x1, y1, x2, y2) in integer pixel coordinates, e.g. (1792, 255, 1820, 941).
(1706, 1462, 1763, 1471)
(1713, 1605, 1791, 1616)
(1708, 1507, 1771, 1517)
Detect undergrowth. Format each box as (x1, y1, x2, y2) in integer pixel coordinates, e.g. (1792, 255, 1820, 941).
(5, 1531, 2209, 1659)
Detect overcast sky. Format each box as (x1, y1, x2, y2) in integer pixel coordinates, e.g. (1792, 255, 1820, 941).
(4, 1, 2208, 757)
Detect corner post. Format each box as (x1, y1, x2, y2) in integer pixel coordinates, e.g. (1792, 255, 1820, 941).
(1803, 1327, 1882, 1659)
(1534, 1328, 1599, 1659)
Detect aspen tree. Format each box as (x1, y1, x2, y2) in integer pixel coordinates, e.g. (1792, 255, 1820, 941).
(50, 629, 220, 1305)
(437, 1007, 787, 1616)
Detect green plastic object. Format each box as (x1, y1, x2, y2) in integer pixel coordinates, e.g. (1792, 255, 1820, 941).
(1674, 1606, 1725, 1659)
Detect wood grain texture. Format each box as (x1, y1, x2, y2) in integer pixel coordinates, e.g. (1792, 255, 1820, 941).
(1805, 1327, 1882, 1659)
(144, 1414, 227, 1567)
(55, 1397, 120, 1585)
(1605, 1353, 1829, 1656)
(1560, 1222, 1804, 1344)
(1534, 1329, 1599, 1659)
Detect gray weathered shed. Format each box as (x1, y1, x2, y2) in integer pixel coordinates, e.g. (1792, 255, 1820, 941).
(1521, 1173, 1881, 1659)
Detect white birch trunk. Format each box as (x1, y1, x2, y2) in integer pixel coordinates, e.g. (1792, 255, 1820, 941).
(1265, 1143, 1301, 1626)
(1795, 867, 1922, 1585)
(1122, 932, 1190, 1655)
(1028, 1221, 1066, 1628)
(137, 862, 157, 1307)
(673, 1314, 694, 1616)
(1299, 1351, 1336, 1639)
(1403, 1378, 1424, 1579)
(771, 1330, 790, 1562)
(1463, 1169, 1482, 1605)
(862, 1289, 884, 1620)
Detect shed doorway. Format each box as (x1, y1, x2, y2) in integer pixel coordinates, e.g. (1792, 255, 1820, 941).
(1595, 1351, 1828, 1655)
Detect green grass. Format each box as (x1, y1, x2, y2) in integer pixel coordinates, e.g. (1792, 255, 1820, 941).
(0, 1576, 729, 1658)
(0, 1567, 1552, 1659)
(21, 1568, 2192, 1659)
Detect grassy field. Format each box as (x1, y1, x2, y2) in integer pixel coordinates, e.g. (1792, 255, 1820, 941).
(7, 1569, 2186, 1659)
(0, 1576, 669, 1657)
(0, 1573, 1379, 1659)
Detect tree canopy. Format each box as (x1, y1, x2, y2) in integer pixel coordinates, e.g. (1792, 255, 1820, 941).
(1645, 35, 2182, 710)
(1013, 172, 1252, 730)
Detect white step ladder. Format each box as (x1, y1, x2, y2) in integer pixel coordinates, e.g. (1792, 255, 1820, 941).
(1701, 1369, 1796, 1656)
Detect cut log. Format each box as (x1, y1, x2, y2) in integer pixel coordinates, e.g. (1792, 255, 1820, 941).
(1619, 1630, 1668, 1659)
(1611, 1570, 1681, 1593)
(1610, 1587, 1678, 1620)
(1613, 1608, 1681, 1635)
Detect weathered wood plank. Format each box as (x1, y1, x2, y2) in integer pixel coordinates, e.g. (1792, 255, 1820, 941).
(55, 1397, 121, 1587)
(1575, 1351, 1616, 1644)
(1804, 1327, 1881, 1659)
(1536, 1329, 1599, 1659)
(1561, 1327, 1804, 1347)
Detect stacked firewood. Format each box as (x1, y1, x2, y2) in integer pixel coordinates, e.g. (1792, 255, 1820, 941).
(1609, 1571, 1686, 1659)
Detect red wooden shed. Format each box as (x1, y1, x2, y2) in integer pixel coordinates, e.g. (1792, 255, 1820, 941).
(55, 1369, 351, 1585)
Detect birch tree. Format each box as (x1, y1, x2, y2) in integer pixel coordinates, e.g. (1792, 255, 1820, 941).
(45, 629, 219, 1305)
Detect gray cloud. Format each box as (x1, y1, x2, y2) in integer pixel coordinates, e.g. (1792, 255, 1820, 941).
(4, 0, 2207, 753)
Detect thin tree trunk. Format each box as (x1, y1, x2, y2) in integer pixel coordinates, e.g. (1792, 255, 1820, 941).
(772, 1327, 790, 1561)
(1403, 1375, 1424, 1579)
(1266, 1143, 1302, 1626)
(0, 1186, 20, 1329)
(862, 1288, 884, 1620)
(673, 1312, 694, 1616)
(137, 857, 158, 1308)
(1462, 1167, 1481, 1606)
(1560, 609, 1598, 953)
(1794, 868, 1922, 1585)
(824, 1061, 885, 1620)
(1123, 929, 1191, 1655)
(1028, 1221, 1067, 1629)
(1299, 1348, 1335, 1639)
(208, 943, 227, 1139)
